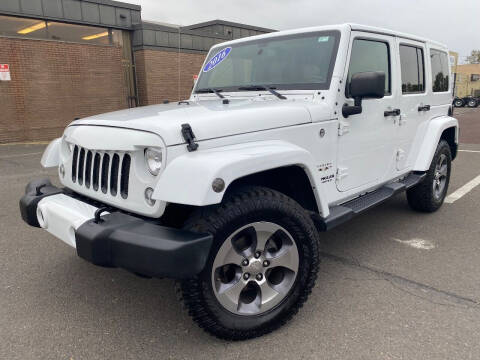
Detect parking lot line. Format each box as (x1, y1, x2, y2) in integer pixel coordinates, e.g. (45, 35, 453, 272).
(458, 150, 480, 153)
(445, 174, 480, 203)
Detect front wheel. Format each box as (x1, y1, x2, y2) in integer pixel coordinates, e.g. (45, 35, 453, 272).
(178, 186, 320, 340)
(407, 140, 451, 212)
(453, 99, 464, 107)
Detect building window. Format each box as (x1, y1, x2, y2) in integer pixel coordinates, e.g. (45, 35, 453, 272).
(430, 49, 449, 92)
(471, 74, 480, 82)
(0, 15, 119, 46)
(399, 45, 425, 94)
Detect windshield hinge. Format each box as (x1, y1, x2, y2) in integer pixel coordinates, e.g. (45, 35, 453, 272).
(336, 167, 349, 181)
(181, 123, 199, 152)
(338, 121, 350, 136)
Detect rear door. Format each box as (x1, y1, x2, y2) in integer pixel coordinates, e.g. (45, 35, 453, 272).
(336, 32, 399, 192)
(395, 38, 428, 171)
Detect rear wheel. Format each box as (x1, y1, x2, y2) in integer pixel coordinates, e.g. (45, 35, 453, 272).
(453, 98, 464, 107)
(467, 99, 478, 108)
(178, 186, 320, 340)
(407, 140, 451, 212)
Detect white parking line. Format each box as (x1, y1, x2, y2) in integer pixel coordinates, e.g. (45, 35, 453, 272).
(458, 150, 480, 153)
(445, 174, 480, 203)
(392, 238, 435, 250)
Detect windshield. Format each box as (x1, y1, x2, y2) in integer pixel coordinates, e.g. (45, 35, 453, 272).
(195, 31, 340, 93)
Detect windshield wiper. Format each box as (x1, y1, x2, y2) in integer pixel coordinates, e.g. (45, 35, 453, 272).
(237, 85, 287, 100)
(195, 88, 224, 99)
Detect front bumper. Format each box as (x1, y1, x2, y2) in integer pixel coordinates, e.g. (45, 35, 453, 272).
(19, 179, 213, 279)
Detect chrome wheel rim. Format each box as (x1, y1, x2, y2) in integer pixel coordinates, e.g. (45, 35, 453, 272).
(433, 154, 448, 199)
(211, 222, 299, 316)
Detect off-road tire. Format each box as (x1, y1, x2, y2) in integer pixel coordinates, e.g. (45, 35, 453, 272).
(407, 140, 451, 212)
(177, 186, 320, 340)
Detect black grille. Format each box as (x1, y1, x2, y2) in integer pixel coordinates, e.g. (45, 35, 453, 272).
(70, 147, 131, 199)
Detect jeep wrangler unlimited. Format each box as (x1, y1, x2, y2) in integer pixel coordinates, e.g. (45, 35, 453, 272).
(20, 24, 458, 340)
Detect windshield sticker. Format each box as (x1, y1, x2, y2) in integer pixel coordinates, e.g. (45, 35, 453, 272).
(317, 36, 330, 43)
(203, 47, 232, 72)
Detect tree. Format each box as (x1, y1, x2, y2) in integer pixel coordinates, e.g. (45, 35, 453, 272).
(466, 50, 480, 64)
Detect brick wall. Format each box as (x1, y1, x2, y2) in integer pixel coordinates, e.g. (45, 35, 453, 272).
(0, 37, 128, 143)
(135, 49, 206, 105)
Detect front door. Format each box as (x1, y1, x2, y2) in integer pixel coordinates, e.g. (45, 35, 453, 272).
(336, 33, 399, 192)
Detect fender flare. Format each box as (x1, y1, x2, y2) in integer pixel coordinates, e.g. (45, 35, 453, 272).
(413, 116, 459, 171)
(153, 140, 330, 217)
(41, 137, 61, 168)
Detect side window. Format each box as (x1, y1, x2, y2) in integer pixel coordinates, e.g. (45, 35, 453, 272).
(399, 45, 425, 94)
(347, 39, 391, 96)
(431, 49, 449, 92)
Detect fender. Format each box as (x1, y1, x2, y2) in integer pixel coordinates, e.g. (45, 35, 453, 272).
(41, 137, 61, 168)
(153, 140, 330, 217)
(413, 115, 458, 171)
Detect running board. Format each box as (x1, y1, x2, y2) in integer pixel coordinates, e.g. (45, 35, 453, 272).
(314, 172, 426, 231)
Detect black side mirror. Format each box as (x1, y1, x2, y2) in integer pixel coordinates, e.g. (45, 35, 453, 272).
(342, 71, 386, 118)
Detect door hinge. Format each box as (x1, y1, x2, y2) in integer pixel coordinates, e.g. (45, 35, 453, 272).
(396, 149, 406, 162)
(336, 167, 349, 181)
(338, 121, 350, 136)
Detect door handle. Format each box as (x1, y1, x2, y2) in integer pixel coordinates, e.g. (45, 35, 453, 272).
(384, 109, 401, 117)
(418, 105, 431, 112)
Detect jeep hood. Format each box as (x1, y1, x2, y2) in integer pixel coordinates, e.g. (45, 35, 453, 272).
(70, 99, 321, 146)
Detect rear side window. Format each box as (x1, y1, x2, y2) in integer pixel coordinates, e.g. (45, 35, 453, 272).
(347, 39, 391, 96)
(399, 45, 425, 94)
(430, 49, 449, 92)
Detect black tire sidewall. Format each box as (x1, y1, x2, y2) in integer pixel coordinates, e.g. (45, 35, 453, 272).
(182, 187, 319, 336)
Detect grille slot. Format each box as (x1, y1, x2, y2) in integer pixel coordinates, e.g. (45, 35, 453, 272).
(110, 154, 120, 196)
(70, 147, 131, 199)
(77, 148, 85, 185)
(101, 154, 110, 194)
(92, 153, 101, 191)
(72, 146, 79, 183)
(120, 154, 131, 199)
(85, 151, 92, 189)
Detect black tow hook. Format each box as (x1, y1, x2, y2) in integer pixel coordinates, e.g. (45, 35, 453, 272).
(93, 207, 112, 224)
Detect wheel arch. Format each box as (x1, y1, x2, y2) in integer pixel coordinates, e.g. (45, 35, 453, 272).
(413, 116, 459, 171)
(153, 140, 330, 217)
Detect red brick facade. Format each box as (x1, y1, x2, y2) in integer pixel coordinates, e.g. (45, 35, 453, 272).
(0, 37, 128, 143)
(135, 49, 206, 105)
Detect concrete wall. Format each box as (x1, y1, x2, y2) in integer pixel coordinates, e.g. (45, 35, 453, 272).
(135, 49, 206, 105)
(0, 37, 128, 143)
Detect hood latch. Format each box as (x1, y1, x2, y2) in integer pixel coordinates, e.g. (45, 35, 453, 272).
(181, 123, 199, 152)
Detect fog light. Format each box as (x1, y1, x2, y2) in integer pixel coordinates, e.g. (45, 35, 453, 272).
(59, 164, 65, 178)
(144, 187, 156, 206)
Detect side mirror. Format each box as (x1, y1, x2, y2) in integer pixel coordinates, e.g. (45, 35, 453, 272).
(342, 71, 386, 118)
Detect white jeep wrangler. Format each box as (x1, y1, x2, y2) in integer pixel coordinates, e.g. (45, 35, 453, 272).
(20, 24, 458, 340)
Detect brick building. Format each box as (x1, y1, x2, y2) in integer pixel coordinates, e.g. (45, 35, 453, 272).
(0, 0, 273, 143)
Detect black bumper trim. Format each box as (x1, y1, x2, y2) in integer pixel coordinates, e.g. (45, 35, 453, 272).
(19, 178, 213, 279)
(75, 213, 213, 279)
(19, 178, 64, 227)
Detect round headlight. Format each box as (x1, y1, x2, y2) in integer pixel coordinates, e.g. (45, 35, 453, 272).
(145, 148, 163, 176)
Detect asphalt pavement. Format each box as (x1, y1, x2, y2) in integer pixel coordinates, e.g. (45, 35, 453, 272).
(1, 109, 480, 359)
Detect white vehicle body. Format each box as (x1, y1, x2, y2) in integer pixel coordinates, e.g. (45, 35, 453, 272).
(22, 22, 458, 340)
(40, 23, 457, 223)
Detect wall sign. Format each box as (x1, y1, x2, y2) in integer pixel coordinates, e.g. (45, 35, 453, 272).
(203, 47, 232, 72)
(0, 64, 10, 81)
